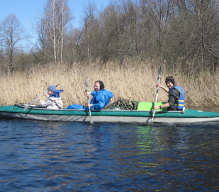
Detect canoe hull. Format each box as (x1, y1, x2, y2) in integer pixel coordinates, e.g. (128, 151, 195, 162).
(0, 104, 219, 123)
(1, 110, 219, 124)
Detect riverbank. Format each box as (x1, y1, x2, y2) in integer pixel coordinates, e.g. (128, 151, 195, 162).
(0, 59, 218, 107)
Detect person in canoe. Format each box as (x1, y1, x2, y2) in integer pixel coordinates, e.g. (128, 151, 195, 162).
(66, 80, 113, 110)
(153, 76, 185, 111)
(39, 85, 64, 109)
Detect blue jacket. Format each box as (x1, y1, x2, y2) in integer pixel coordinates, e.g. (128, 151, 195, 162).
(66, 89, 113, 110)
(169, 86, 185, 110)
(90, 89, 113, 109)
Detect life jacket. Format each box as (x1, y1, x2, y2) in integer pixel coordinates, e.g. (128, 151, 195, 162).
(169, 86, 185, 110)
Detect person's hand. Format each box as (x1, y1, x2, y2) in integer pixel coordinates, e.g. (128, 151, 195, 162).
(86, 91, 91, 96)
(156, 83, 163, 88)
(88, 104, 93, 108)
(153, 106, 160, 110)
(43, 92, 48, 96)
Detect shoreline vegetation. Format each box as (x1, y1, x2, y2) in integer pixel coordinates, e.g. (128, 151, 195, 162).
(1, 59, 219, 108)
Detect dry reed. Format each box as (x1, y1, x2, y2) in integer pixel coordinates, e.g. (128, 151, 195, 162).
(1, 59, 219, 108)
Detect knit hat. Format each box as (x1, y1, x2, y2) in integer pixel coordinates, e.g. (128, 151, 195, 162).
(47, 85, 56, 92)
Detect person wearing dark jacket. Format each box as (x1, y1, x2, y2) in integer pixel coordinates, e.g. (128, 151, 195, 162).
(153, 76, 185, 111)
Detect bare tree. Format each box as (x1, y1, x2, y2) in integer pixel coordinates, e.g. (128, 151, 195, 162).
(164, 0, 219, 72)
(96, 3, 123, 62)
(81, 2, 98, 61)
(35, 0, 73, 64)
(30, 0, 219, 73)
(0, 14, 26, 72)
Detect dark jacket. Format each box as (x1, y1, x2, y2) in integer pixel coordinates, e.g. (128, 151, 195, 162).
(168, 88, 180, 110)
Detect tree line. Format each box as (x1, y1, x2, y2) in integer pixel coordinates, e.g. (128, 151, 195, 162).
(0, 0, 219, 74)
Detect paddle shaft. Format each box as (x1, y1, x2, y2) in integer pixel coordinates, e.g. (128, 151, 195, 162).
(85, 78, 92, 124)
(29, 92, 47, 106)
(152, 65, 162, 120)
(22, 92, 46, 112)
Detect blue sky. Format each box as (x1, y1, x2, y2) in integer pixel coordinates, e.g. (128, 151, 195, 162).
(0, 0, 111, 48)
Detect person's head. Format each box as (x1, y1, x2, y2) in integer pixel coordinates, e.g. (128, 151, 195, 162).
(94, 80, 105, 92)
(47, 85, 56, 95)
(165, 76, 175, 89)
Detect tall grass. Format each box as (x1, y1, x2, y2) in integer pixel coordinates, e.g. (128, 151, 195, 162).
(0, 59, 219, 108)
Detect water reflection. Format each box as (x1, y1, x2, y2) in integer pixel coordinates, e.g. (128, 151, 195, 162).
(0, 120, 219, 191)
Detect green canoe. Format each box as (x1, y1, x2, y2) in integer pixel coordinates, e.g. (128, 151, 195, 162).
(0, 103, 219, 123)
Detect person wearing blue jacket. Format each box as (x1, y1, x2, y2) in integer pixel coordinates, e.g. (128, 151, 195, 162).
(153, 76, 185, 111)
(66, 80, 113, 110)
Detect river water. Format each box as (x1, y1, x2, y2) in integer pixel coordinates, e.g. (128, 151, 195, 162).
(0, 119, 219, 191)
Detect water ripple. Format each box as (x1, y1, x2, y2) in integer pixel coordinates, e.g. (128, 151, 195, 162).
(0, 120, 219, 191)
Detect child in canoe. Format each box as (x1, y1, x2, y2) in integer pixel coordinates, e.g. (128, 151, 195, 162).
(39, 85, 64, 109)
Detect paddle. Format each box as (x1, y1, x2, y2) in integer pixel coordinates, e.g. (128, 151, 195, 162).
(22, 84, 59, 112)
(152, 65, 162, 122)
(85, 77, 92, 124)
